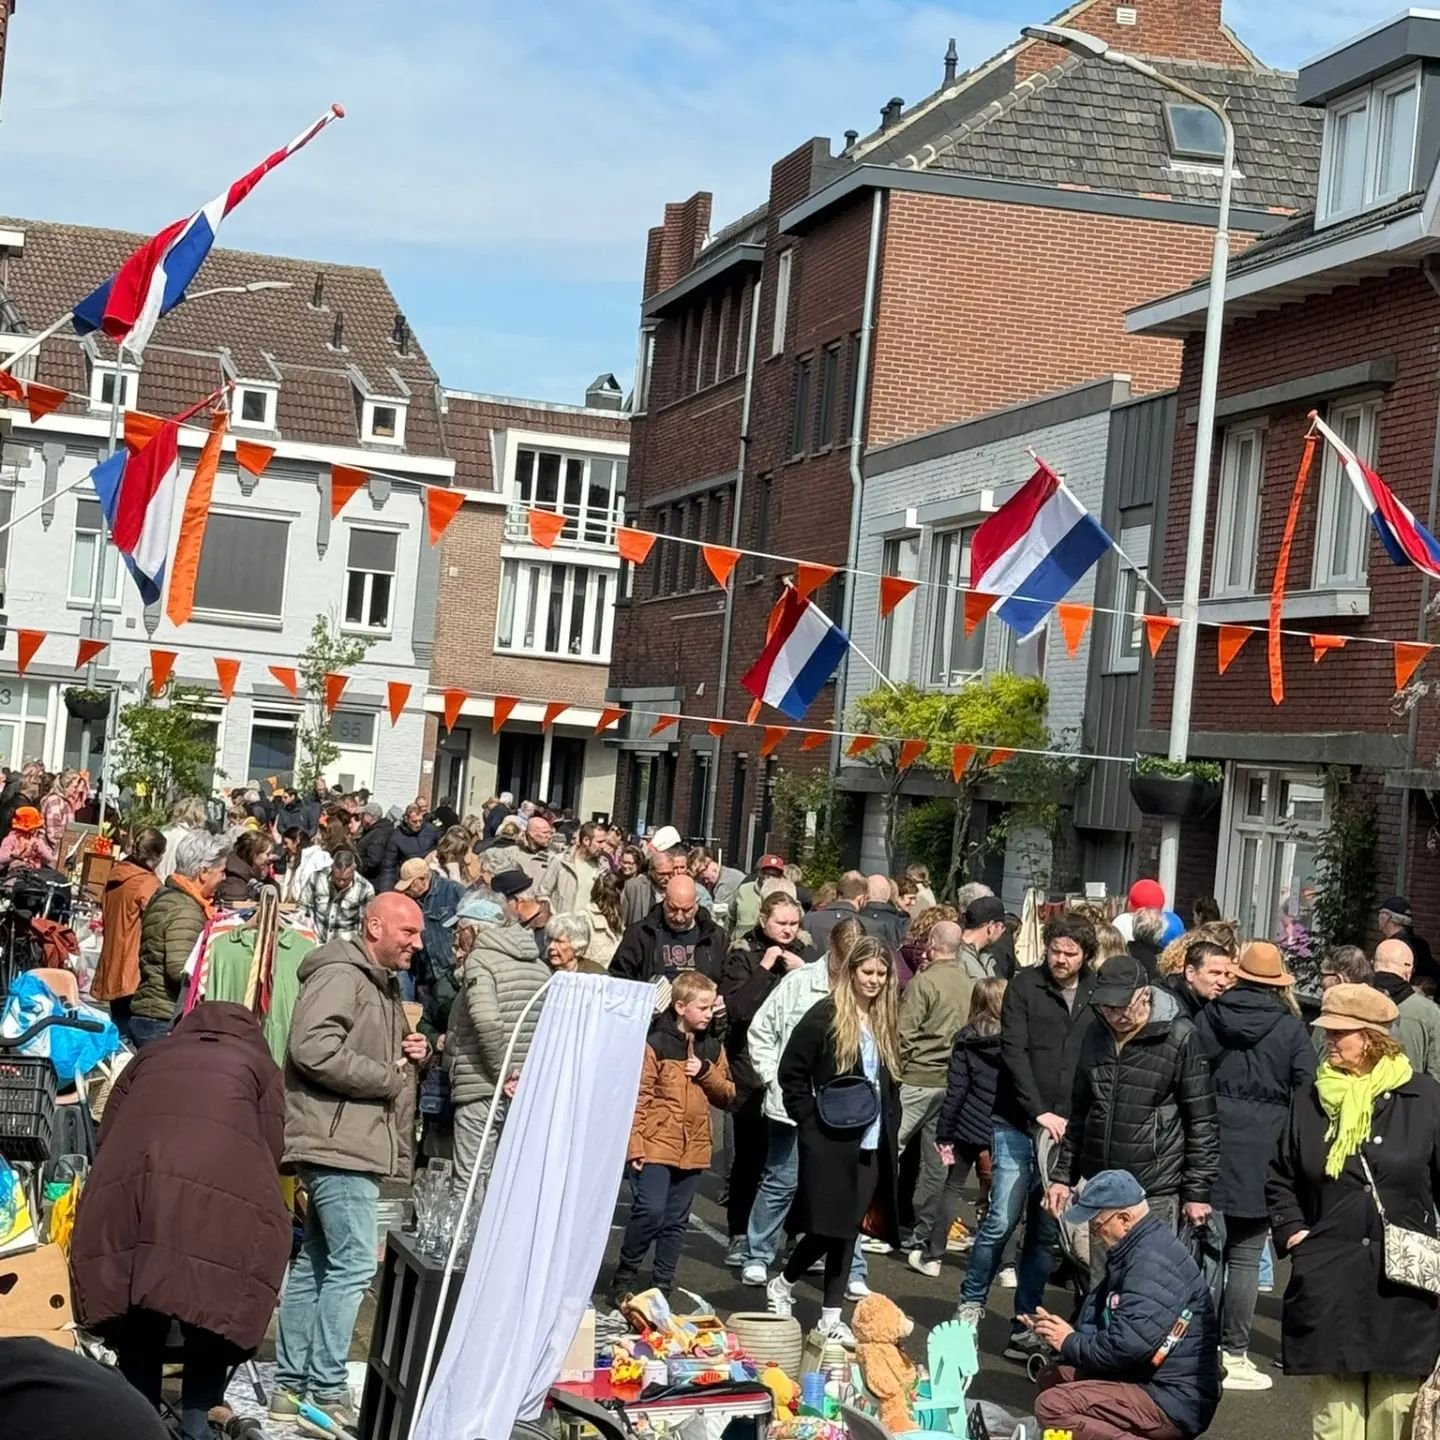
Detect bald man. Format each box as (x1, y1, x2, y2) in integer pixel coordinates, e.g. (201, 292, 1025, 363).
(612, 872, 727, 986)
(860, 873, 908, 953)
(1372, 937, 1440, 1081)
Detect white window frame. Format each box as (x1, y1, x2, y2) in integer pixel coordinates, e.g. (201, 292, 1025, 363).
(926, 527, 987, 690)
(191, 509, 291, 626)
(89, 363, 137, 412)
(1317, 64, 1420, 226)
(1313, 397, 1380, 589)
(494, 558, 616, 664)
(325, 708, 378, 792)
(633, 326, 656, 414)
(362, 399, 407, 447)
(771, 249, 792, 357)
(0, 678, 55, 774)
(342, 525, 398, 636)
(877, 532, 920, 684)
(1107, 522, 1152, 674)
(232, 382, 279, 431)
(1210, 424, 1264, 599)
(68, 496, 122, 608)
(506, 443, 626, 549)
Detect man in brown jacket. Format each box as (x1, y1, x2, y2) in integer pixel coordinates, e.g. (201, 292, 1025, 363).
(271, 892, 428, 1432)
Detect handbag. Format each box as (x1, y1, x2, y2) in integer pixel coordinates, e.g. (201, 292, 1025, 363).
(816, 1074, 880, 1131)
(1359, 1150, 1440, 1296)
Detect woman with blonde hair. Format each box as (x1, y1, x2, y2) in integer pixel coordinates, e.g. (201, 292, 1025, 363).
(1092, 922, 1128, 967)
(768, 936, 901, 1339)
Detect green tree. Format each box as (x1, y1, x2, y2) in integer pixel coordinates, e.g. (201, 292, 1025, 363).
(1309, 767, 1379, 964)
(771, 768, 852, 886)
(296, 615, 373, 789)
(113, 682, 219, 825)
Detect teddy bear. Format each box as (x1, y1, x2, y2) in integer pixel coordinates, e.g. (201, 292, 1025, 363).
(852, 1293, 919, 1435)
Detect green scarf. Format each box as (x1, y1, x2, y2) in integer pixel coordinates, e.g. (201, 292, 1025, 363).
(1314, 1052, 1413, 1178)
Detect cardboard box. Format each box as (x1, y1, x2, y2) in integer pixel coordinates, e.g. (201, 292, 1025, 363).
(0, 1243, 76, 1345)
(559, 1306, 595, 1383)
(0, 1326, 75, 1350)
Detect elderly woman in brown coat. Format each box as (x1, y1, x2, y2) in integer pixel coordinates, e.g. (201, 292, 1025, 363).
(70, 1002, 290, 1440)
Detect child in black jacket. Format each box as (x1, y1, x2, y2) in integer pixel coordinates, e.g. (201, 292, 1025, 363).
(908, 978, 1005, 1275)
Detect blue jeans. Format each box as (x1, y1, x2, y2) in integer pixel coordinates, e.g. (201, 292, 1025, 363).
(275, 1165, 380, 1402)
(618, 1164, 702, 1289)
(1260, 1238, 1274, 1288)
(127, 1015, 172, 1049)
(958, 1121, 1058, 1324)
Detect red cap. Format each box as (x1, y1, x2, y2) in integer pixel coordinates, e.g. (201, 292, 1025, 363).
(1128, 878, 1166, 911)
(758, 854, 786, 873)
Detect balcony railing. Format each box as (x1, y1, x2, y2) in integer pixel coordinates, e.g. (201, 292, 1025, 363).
(504, 500, 622, 551)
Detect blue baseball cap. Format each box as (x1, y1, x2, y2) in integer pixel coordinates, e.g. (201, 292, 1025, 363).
(1063, 1169, 1146, 1225)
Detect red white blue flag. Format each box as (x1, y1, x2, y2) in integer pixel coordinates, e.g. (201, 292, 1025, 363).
(88, 422, 182, 605)
(742, 586, 850, 721)
(73, 105, 343, 354)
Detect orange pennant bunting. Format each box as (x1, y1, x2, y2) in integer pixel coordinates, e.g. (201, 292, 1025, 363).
(24, 382, 66, 423)
(879, 575, 918, 618)
(491, 696, 518, 733)
(1310, 634, 1348, 663)
(952, 744, 976, 782)
(324, 673, 348, 715)
(1144, 615, 1180, 657)
(964, 590, 996, 637)
(269, 666, 299, 697)
(800, 731, 830, 752)
(426, 487, 465, 546)
(1269, 433, 1318, 706)
(795, 563, 837, 601)
(528, 509, 566, 548)
(617, 527, 656, 565)
(707, 721, 732, 738)
(235, 440, 275, 478)
(703, 544, 741, 589)
(330, 464, 366, 518)
(746, 698, 763, 726)
(387, 681, 411, 725)
(595, 705, 625, 735)
(442, 688, 468, 731)
(898, 738, 927, 771)
(649, 714, 679, 738)
(74, 637, 107, 669)
(15, 629, 43, 676)
(760, 725, 789, 757)
(214, 657, 240, 701)
(542, 701, 569, 731)
(1396, 642, 1434, 692)
(1217, 624, 1254, 676)
(124, 410, 166, 453)
(986, 748, 1016, 768)
(0, 370, 23, 402)
(1056, 603, 1093, 658)
(149, 649, 177, 696)
(847, 735, 878, 758)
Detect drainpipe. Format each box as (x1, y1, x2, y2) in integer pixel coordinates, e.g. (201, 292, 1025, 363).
(705, 278, 763, 847)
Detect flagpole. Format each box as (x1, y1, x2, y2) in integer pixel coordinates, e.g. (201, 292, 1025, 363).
(0, 313, 76, 375)
(0, 472, 93, 538)
(804, 593, 900, 694)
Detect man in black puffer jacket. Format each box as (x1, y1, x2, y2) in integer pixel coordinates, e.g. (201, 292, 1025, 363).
(1049, 955, 1218, 1267)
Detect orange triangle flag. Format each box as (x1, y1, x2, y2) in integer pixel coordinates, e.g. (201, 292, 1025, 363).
(149, 649, 177, 696)
(125, 410, 166, 452)
(443, 688, 468, 731)
(1217, 624, 1254, 676)
(528, 509, 566, 548)
(491, 696, 518, 733)
(649, 714, 679, 738)
(1056, 603, 1093, 658)
(847, 735, 878, 758)
(269, 666, 299, 697)
(879, 575, 918, 618)
(617, 527, 656, 565)
(235, 440, 275, 478)
(324, 673, 348, 715)
(707, 721, 732, 738)
(426, 487, 465, 546)
(964, 590, 995, 637)
(746, 698, 763, 726)
(15, 629, 43, 676)
(331, 464, 366, 518)
(542, 701, 569, 731)
(214, 657, 240, 702)
(1396, 641, 1433, 692)
(387, 681, 411, 725)
(24, 382, 66, 423)
(987, 747, 1016, 768)
(796, 563, 837, 601)
(898, 738, 927, 770)
(1311, 634, 1348, 663)
(166, 409, 229, 628)
(595, 705, 625, 735)
(760, 725, 789, 757)
(1145, 615, 1180, 657)
(800, 731, 830, 752)
(952, 744, 976, 782)
(0, 370, 23, 402)
(703, 544, 741, 589)
(74, 637, 107, 669)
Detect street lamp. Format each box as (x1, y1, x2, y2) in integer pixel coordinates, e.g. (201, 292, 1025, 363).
(1023, 24, 1236, 904)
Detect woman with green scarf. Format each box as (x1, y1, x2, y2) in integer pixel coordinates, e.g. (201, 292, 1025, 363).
(1268, 982, 1440, 1440)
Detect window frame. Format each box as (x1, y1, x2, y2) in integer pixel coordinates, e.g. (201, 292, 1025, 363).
(248, 706, 301, 791)
(1210, 424, 1265, 599)
(493, 558, 616, 663)
(1317, 64, 1420, 226)
(926, 526, 988, 690)
(790, 355, 813, 459)
(509, 444, 625, 549)
(1163, 102, 1226, 162)
(68, 496, 122, 608)
(1313, 397, 1380, 589)
(89, 364, 137, 413)
(1106, 521, 1152, 675)
(342, 525, 399, 636)
(362, 399, 407, 446)
(771, 249, 793, 357)
(191, 510, 291, 625)
(877, 532, 920, 685)
(232, 382, 279, 431)
(814, 342, 840, 452)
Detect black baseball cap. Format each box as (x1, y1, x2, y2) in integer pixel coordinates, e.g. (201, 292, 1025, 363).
(490, 869, 533, 898)
(964, 896, 1006, 927)
(1091, 954, 1148, 1008)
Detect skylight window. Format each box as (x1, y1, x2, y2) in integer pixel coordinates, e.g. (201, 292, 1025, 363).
(1164, 103, 1226, 162)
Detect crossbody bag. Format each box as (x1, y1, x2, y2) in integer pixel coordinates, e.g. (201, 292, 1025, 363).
(1359, 1150, 1440, 1297)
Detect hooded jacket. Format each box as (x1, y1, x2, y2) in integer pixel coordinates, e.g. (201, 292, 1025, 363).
(214, 848, 265, 907)
(1372, 970, 1440, 1082)
(282, 938, 416, 1181)
(131, 879, 208, 1022)
(446, 922, 548, 1107)
(355, 816, 394, 884)
(1193, 984, 1314, 1216)
(611, 902, 725, 985)
(91, 859, 160, 1003)
(628, 1010, 735, 1168)
(1161, 970, 1206, 1022)
(994, 959, 1096, 1134)
(935, 1026, 1001, 1151)
(378, 819, 436, 892)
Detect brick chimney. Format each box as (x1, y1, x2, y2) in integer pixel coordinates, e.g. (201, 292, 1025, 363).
(641, 192, 713, 301)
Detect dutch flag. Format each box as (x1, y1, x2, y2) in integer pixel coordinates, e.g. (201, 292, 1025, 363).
(742, 586, 851, 721)
(88, 423, 182, 606)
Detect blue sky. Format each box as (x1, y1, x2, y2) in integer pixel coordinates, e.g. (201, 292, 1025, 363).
(0, 1, 1393, 403)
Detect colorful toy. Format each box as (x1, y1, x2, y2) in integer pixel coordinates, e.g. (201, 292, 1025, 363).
(851, 1294, 919, 1436)
(761, 1365, 800, 1421)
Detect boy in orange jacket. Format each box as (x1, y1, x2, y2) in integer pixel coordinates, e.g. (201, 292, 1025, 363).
(608, 971, 735, 1308)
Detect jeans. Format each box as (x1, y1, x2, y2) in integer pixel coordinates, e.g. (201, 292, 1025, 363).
(275, 1165, 380, 1402)
(1260, 1238, 1275, 1288)
(617, 1164, 702, 1289)
(922, 1142, 984, 1261)
(127, 1015, 172, 1050)
(897, 1084, 946, 1245)
(958, 1121, 1058, 1324)
(1205, 1212, 1271, 1354)
(112, 1308, 239, 1440)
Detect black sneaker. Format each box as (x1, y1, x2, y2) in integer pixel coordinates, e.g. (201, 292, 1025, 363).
(1003, 1329, 1049, 1363)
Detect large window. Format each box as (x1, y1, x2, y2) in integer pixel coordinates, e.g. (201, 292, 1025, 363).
(1108, 521, 1152, 673)
(927, 528, 986, 688)
(1211, 426, 1263, 598)
(69, 498, 121, 606)
(1314, 398, 1379, 588)
(344, 528, 397, 633)
(194, 513, 289, 622)
(512, 446, 625, 547)
(496, 559, 614, 662)
(249, 708, 299, 790)
(1318, 65, 1419, 225)
(0, 679, 50, 772)
(878, 533, 920, 684)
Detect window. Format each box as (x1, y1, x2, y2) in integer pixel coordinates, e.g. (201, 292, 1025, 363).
(734, 280, 750, 375)
(1314, 399, 1380, 588)
(694, 301, 710, 393)
(635, 328, 656, 412)
(927, 528, 986, 687)
(1107, 522, 1152, 673)
(344, 528, 397, 632)
(999, 623, 1047, 680)
(771, 249, 792, 356)
(1163, 103, 1226, 162)
(1211, 426, 1263, 598)
(713, 291, 730, 384)
(1318, 66, 1420, 224)
(69, 498, 121, 606)
(495, 559, 614, 662)
(790, 357, 812, 458)
(0, 679, 51, 772)
(844, 331, 861, 442)
(878, 533, 920, 684)
(815, 343, 839, 451)
(234, 385, 277, 430)
(249, 708, 299, 790)
(512, 446, 625, 547)
(752, 474, 773, 580)
(0, 487, 12, 574)
(193, 513, 289, 621)
(677, 502, 698, 592)
(362, 399, 406, 446)
(90, 365, 135, 412)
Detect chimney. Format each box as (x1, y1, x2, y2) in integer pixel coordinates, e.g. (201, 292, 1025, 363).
(330, 309, 345, 351)
(310, 271, 325, 309)
(943, 38, 958, 85)
(392, 311, 409, 355)
(843, 129, 859, 148)
(585, 373, 624, 412)
(880, 97, 903, 130)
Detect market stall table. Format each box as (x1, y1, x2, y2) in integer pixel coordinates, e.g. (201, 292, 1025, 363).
(550, 1374, 773, 1440)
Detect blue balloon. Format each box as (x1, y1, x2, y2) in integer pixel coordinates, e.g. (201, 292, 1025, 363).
(1160, 909, 1185, 946)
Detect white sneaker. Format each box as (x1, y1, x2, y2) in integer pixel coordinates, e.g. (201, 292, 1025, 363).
(741, 1262, 767, 1287)
(860, 1237, 893, 1254)
(997, 1264, 1018, 1289)
(907, 1250, 942, 1278)
(766, 1274, 795, 1318)
(845, 1278, 871, 1301)
(1221, 1351, 1273, 1392)
(819, 1316, 856, 1347)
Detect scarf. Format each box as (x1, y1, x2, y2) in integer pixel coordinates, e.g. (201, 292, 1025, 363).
(169, 872, 215, 921)
(1315, 1052, 1413, 1178)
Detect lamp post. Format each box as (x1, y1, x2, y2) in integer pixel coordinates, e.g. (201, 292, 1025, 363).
(1023, 25, 1235, 904)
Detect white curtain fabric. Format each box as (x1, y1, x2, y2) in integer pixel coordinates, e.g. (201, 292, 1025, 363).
(414, 972, 653, 1440)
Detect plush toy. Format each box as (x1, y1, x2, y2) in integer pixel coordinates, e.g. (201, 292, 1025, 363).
(851, 1294, 918, 1436)
(761, 1365, 800, 1422)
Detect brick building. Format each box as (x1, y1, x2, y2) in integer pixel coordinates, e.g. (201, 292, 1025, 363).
(610, 0, 1319, 865)
(1128, 10, 1440, 944)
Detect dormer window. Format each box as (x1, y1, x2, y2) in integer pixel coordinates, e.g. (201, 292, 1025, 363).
(90, 362, 137, 412)
(233, 382, 278, 431)
(1318, 64, 1420, 226)
(362, 399, 406, 446)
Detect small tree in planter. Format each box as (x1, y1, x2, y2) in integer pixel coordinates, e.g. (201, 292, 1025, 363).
(1130, 754, 1224, 820)
(113, 682, 219, 826)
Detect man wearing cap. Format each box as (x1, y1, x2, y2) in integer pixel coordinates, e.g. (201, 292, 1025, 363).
(1027, 1170, 1220, 1440)
(1049, 954, 1218, 1251)
(613, 874, 726, 986)
(1371, 937, 1440, 1081)
(1379, 895, 1439, 988)
(622, 832, 688, 929)
(393, 858, 463, 993)
(957, 898, 1007, 981)
(354, 803, 393, 888)
(730, 853, 787, 939)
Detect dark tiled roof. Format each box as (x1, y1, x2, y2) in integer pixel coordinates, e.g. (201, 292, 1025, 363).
(920, 57, 1320, 214)
(443, 392, 629, 492)
(703, 203, 768, 253)
(0, 216, 446, 457)
(1227, 190, 1424, 273)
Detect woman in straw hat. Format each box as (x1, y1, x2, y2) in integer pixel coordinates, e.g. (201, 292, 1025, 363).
(1194, 940, 1314, 1392)
(1267, 982, 1440, 1439)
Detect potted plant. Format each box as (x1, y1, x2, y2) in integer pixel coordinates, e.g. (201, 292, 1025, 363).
(1129, 754, 1223, 820)
(63, 686, 111, 723)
